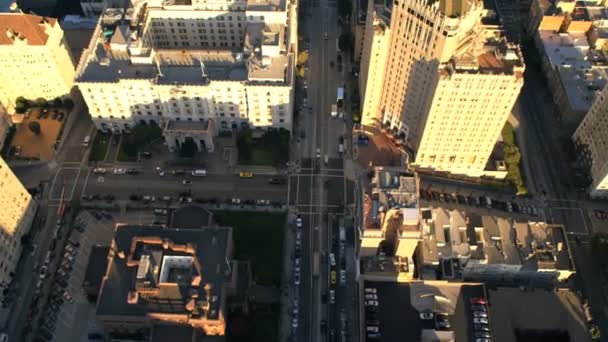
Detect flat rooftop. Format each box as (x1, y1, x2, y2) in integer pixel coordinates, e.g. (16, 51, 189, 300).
(488, 287, 589, 342)
(365, 281, 485, 342)
(97, 224, 232, 319)
(419, 207, 575, 275)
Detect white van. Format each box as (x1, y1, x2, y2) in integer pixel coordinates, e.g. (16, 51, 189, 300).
(82, 135, 91, 146)
(192, 169, 207, 177)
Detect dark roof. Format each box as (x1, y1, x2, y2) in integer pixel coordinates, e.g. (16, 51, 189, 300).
(171, 206, 213, 229)
(151, 325, 195, 342)
(83, 246, 110, 290)
(97, 225, 232, 318)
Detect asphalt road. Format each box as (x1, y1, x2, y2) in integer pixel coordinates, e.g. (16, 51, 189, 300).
(81, 170, 288, 203)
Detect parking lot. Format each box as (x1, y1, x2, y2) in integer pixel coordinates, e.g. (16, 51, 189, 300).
(33, 209, 172, 342)
(10, 108, 67, 161)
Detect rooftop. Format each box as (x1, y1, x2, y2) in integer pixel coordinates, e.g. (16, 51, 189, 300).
(448, 39, 525, 78)
(97, 224, 233, 324)
(0, 13, 57, 46)
(488, 287, 590, 342)
(419, 207, 575, 280)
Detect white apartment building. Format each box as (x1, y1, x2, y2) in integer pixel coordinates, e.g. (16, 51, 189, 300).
(0, 156, 37, 297)
(0, 13, 75, 108)
(413, 42, 524, 177)
(573, 83, 608, 198)
(358, 0, 524, 178)
(76, 0, 296, 150)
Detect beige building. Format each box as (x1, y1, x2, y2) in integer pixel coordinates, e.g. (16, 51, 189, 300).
(0, 156, 37, 298)
(359, 0, 391, 127)
(573, 83, 608, 198)
(76, 0, 297, 143)
(358, 0, 524, 177)
(413, 42, 524, 177)
(0, 14, 75, 108)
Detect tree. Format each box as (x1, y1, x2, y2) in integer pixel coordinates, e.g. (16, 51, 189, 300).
(337, 0, 352, 19)
(503, 145, 521, 165)
(236, 127, 253, 162)
(34, 97, 48, 108)
(591, 233, 608, 272)
(28, 121, 41, 135)
(52, 97, 63, 108)
(62, 98, 74, 111)
(338, 32, 353, 52)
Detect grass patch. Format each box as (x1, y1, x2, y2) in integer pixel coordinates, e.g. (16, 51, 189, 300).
(212, 211, 285, 286)
(89, 132, 110, 162)
(118, 123, 162, 161)
(237, 128, 290, 166)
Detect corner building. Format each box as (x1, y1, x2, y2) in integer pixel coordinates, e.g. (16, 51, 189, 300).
(0, 13, 75, 108)
(76, 0, 297, 147)
(359, 0, 524, 177)
(0, 156, 37, 299)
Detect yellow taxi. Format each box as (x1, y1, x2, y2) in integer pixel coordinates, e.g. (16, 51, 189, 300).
(239, 171, 254, 178)
(330, 270, 337, 285)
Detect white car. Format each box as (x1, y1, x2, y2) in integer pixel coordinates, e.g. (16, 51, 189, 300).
(92, 168, 106, 174)
(365, 288, 377, 294)
(420, 312, 434, 320)
(329, 253, 336, 266)
(296, 217, 302, 228)
(113, 168, 126, 175)
(365, 294, 377, 300)
(473, 317, 489, 325)
(473, 311, 488, 318)
(365, 300, 379, 306)
(329, 290, 335, 304)
(366, 326, 379, 333)
(292, 318, 298, 328)
(316, 148, 321, 158)
(339, 270, 346, 285)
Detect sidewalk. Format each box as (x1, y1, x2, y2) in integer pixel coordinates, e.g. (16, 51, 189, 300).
(279, 211, 297, 342)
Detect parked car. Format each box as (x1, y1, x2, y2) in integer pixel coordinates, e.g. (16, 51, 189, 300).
(365, 288, 377, 294)
(419, 312, 434, 320)
(470, 297, 487, 305)
(473, 311, 488, 318)
(473, 317, 489, 324)
(92, 168, 106, 174)
(365, 300, 379, 306)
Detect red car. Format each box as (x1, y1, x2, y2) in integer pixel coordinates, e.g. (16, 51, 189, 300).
(470, 297, 487, 305)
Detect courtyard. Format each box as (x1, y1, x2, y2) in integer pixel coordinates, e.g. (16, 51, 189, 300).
(10, 108, 67, 161)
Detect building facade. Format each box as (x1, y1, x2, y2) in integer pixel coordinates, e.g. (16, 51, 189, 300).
(413, 43, 524, 177)
(0, 13, 75, 108)
(573, 83, 608, 198)
(0, 156, 37, 297)
(76, 0, 297, 144)
(358, 0, 524, 177)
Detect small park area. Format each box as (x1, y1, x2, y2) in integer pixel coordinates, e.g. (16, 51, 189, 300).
(212, 210, 286, 287)
(236, 128, 290, 166)
(117, 123, 162, 161)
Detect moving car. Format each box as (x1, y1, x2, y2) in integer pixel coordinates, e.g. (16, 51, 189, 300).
(269, 177, 286, 185)
(239, 171, 253, 178)
(113, 168, 126, 175)
(92, 168, 106, 174)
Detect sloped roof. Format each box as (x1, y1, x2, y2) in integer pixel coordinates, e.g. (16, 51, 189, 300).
(0, 13, 57, 46)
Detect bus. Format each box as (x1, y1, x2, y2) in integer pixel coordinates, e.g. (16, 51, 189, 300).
(313, 251, 320, 278)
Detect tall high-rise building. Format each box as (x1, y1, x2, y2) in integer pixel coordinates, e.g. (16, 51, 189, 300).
(413, 44, 524, 176)
(573, 83, 608, 198)
(0, 156, 37, 297)
(359, 0, 524, 177)
(0, 13, 75, 108)
(76, 0, 297, 147)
